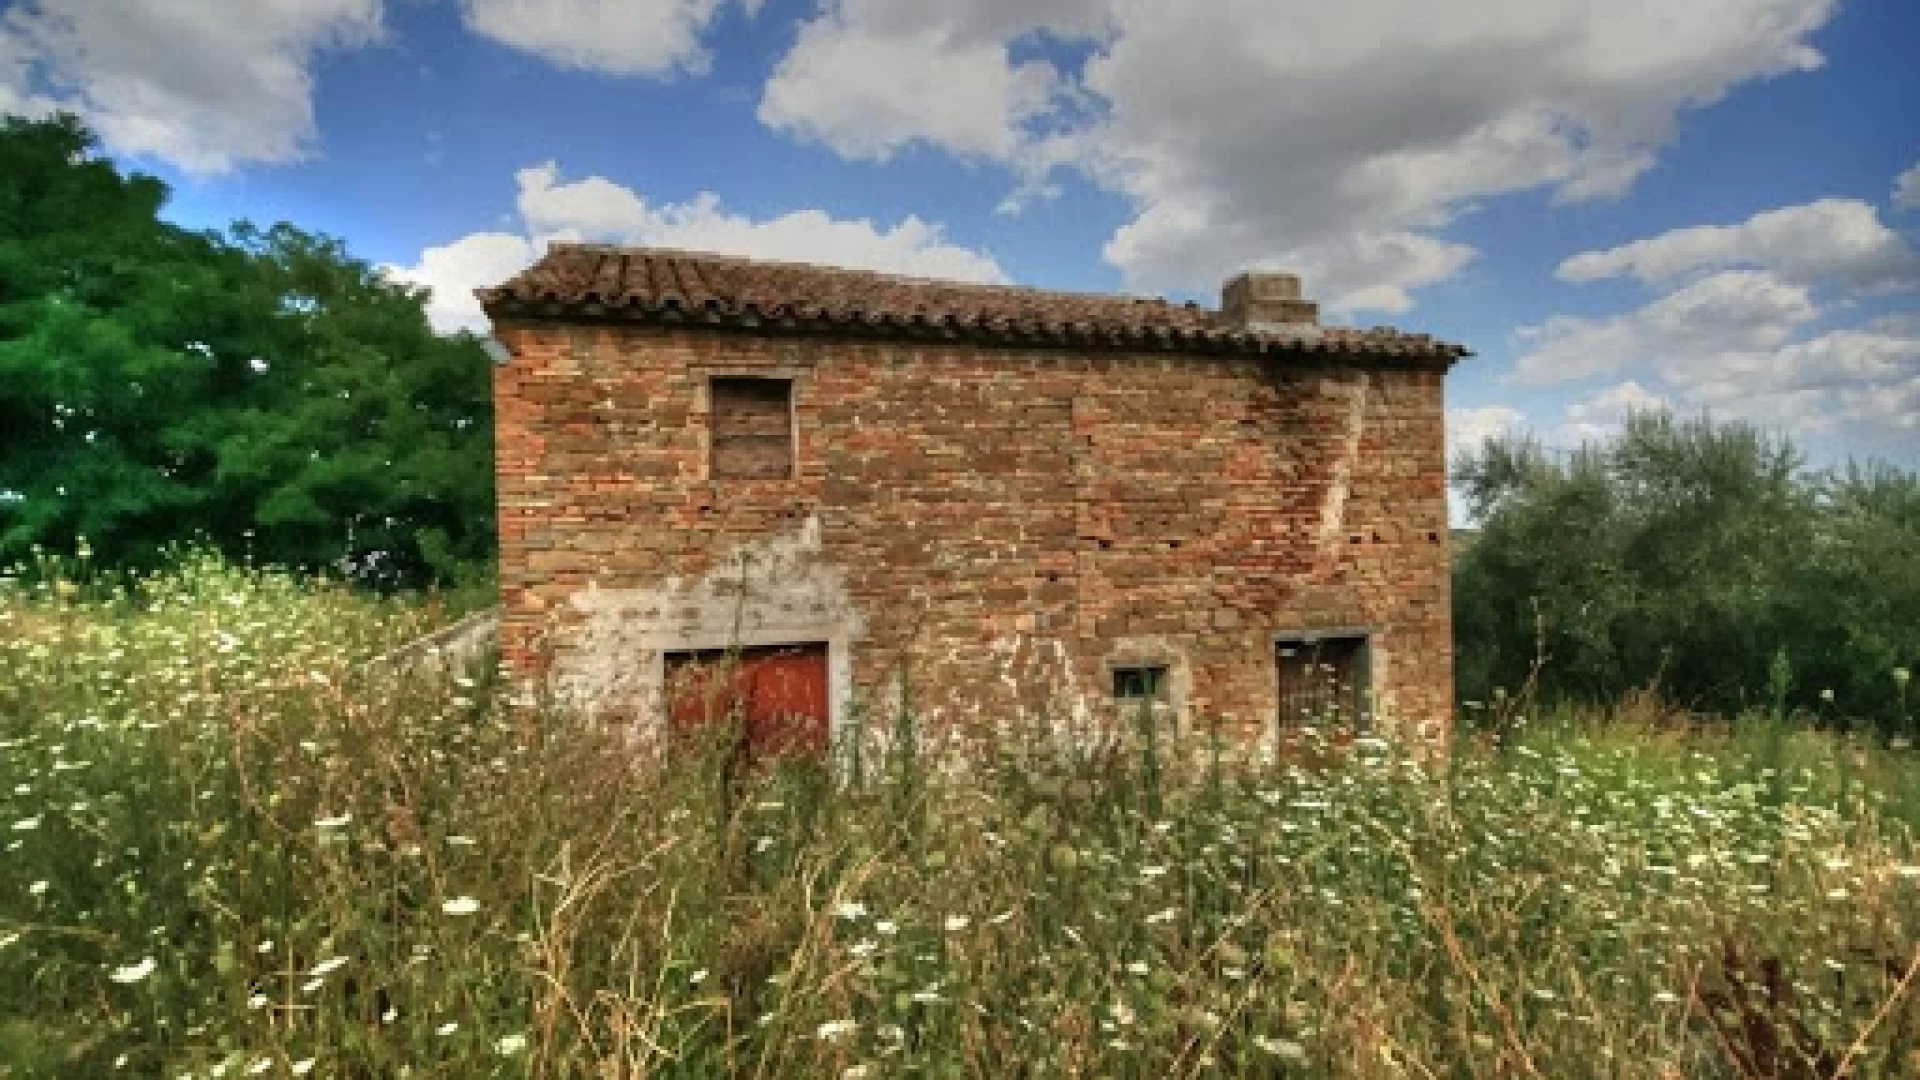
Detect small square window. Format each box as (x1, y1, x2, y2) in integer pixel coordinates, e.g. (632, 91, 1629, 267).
(711, 377, 794, 480)
(1112, 665, 1168, 701)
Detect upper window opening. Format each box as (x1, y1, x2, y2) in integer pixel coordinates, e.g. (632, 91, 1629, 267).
(711, 377, 794, 480)
(1112, 664, 1168, 702)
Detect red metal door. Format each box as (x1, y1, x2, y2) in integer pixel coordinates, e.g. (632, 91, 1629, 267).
(665, 644, 829, 759)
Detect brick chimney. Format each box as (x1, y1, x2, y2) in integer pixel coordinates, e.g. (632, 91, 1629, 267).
(1221, 272, 1319, 333)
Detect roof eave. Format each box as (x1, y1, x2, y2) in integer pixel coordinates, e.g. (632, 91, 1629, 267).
(477, 296, 1470, 365)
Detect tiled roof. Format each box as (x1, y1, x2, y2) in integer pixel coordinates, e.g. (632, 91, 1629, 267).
(477, 244, 1468, 362)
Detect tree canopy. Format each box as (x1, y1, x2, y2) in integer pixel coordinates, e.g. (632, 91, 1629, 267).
(1454, 411, 1918, 735)
(0, 114, 493, 588)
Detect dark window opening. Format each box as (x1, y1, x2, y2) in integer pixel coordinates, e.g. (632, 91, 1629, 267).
(710, 377, 794, 480)
(1277, 635, 1370, 729)
(1112, 664, 1168, 702)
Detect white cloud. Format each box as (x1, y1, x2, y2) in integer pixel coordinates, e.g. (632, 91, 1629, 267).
(1557, 198, 1918, 290)
(457, 0, 750, 78)
(1447, 406, 1526, 459)
(1213, 230, 1477, 316)
(386, 231, 537, 335)
(1671, 321, 1920, 433)
(760, 0, 1109, 162)
(387, 162, 1006, 334)
(1896, 164, 1920, 211)
(1514, 271, 1816, 385)
(1515, 278, 1918, 438)
(1522, 165, 1920, 444)
(0, 0, 382, 173)
(1557, 380, 1671, 444)
(760, 0, 1840, 313)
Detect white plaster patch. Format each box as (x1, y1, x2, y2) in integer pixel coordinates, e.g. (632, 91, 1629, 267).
(1315, 373, 1372, 566)
(549, 515, 864, 741)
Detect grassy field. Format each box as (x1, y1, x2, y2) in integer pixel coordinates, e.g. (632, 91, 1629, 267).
(2, 559, 1917, 1078)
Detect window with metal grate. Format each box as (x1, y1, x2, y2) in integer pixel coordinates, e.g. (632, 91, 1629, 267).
(1276, 635, 1371, 729)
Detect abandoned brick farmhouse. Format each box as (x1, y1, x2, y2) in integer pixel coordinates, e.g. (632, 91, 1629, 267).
(479, 245, 1468, 752)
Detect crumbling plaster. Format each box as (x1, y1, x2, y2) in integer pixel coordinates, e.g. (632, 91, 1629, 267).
(551, 514, 863, 743)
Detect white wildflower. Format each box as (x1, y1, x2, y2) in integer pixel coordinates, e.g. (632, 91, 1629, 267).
(290, 1059, 315, 1076)
(944, 915, 969, 932)
(495, 1034, 527, 1055)
(109, 956, 155, 984)
(442, 895, 480, 916)
(308, 956, 347, 978)
(1254, 1036, 1307, 1062)
(816, 1019, 856, 1042)
(10, 816, 39, 831)
(313, 812, 351, 831)
(837, 901, 866, 921)
(437, 1022, 459, 1036)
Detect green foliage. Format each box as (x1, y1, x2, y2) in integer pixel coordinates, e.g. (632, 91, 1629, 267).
(1455, 412, 1919, 737)
(3, 559, 1917, 1078)
(0, 114, 494, 589)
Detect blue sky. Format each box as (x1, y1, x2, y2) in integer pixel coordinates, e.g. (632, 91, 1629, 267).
(4, 0, 1916, 471)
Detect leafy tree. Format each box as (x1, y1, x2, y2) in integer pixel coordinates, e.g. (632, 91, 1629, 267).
(0, 114, 235, 564)
(1454, 412, 1917, 736)
(0, 114, 494, 588)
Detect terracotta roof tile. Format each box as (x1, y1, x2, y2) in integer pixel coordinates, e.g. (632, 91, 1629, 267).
(476, 244, 1469, 362)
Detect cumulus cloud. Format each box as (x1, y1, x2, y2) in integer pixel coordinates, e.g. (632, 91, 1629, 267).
(387, 162, 1005, 334)
(1446, 406, 1526, 460)
(760, 0, 1109, 162)
(1557, 199, 1918, 290)
(760, 0, 1839, 312)
(457, 0, 752, 77)
(1514, 271, 1816, 385)
(387, 231, 538, 336)
(1521, 160, 1920, 443)
(1557, 380, 1672, 444)
(1669, 320, 1920, 433)
(0, 0, 382, 173)
(1896, 164, 1920, 211)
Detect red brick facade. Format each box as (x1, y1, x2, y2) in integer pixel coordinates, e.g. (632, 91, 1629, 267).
(489, 255, 1461, 747)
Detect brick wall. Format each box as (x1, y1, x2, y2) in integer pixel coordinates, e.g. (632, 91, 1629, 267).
(492, 323, 1454, 746)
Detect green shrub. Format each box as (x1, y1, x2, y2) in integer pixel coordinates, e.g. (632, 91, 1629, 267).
(1455, 412, 1920, 738)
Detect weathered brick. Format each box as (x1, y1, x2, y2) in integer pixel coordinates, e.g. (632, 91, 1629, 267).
(491, 319, 1457, 741)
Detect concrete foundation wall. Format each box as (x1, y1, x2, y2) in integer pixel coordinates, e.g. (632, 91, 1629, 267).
(492, 324, 1454, 746)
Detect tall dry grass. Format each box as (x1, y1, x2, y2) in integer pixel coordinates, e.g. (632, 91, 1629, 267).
(2, 557, 1917, 1078)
